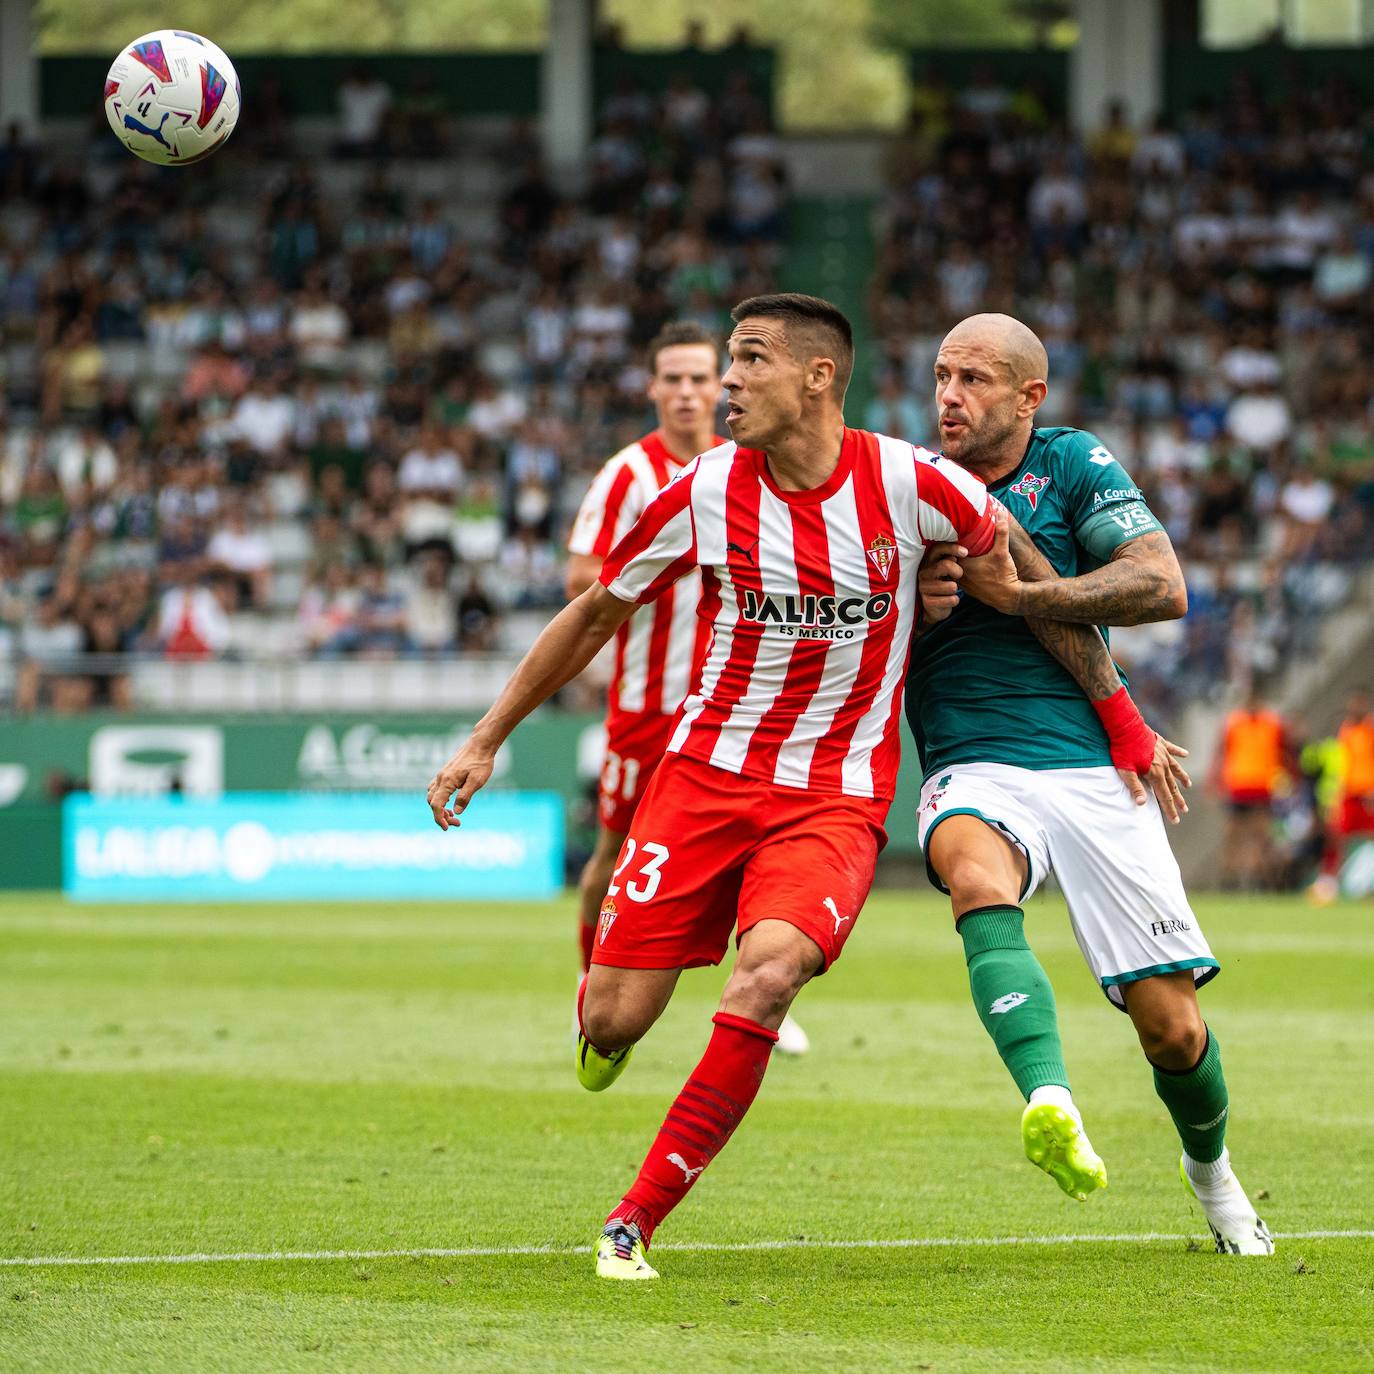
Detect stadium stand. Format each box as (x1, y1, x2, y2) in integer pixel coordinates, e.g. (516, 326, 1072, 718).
(0, 61, 786, 711)
(870, 66, 1374, 729)
(2, 58, 1371, 734)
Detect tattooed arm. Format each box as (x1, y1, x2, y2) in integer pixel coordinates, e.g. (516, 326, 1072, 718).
(1000, 515, 1122, 700)
(962, 527, 1187, 626)
(952, 509, 1124, 699)
(949, 510, 1192, 820)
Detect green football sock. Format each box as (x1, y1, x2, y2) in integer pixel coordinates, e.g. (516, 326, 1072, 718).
(958, 905, 1069, 1100)
(1152, 1026, 1228, 1164)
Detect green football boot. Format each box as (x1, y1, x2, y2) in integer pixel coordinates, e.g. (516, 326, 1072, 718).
(1021, 1101, 1108, 1202)
(575, 1031, 633, 1092)
(595, 1222, 658, 1280)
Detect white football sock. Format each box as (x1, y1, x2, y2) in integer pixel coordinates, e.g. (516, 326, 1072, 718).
(1184, 1147, 1232, 1189)
(1028, 1084, 1080, 1123)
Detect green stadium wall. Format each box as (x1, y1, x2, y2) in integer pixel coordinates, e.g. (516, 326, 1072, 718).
(1, 708, 925, 890)
(43, 48, 774, 121)
(907, 45, 1374, 124)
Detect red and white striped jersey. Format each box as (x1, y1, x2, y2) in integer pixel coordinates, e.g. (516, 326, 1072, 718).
(569, 430, 718, 717)
(598, 428, 997, 800)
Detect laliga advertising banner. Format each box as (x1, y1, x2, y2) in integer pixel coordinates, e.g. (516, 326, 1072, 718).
(63, 792, 564, 902)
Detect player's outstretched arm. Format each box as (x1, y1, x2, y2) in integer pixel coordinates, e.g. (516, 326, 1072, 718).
(426, 585, 636, 829)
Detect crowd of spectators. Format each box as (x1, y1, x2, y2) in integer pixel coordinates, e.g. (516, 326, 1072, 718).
(0, 61, 786, 709)
(872, 66, 1374, 726)
(4, 57, 1372, 724)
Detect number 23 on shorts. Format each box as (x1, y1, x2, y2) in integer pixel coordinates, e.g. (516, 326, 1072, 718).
(608, 838, 670, 903)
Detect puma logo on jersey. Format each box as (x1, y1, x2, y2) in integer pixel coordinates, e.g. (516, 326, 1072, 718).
(727, 539, 759, 566)
(989, 992, 1030, 1015)
(666, 1152, 704, 1182)
(823, 896, 850, 936)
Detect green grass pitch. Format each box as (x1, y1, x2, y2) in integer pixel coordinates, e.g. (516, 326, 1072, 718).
(1, 889, 1371, 1372)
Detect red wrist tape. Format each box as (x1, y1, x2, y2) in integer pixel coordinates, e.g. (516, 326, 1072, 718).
(1092, 687, 1155, 775)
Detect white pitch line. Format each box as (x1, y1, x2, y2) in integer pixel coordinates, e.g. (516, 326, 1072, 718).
(2, 1230, 1370, 1269)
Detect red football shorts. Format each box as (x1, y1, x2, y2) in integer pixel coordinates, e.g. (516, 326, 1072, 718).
(597, 709, 677, 835)
(1336, 794, 1374, 839)
(591, 753, 889, 974)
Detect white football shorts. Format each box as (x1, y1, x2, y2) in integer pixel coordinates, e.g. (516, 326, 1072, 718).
(917, 762, 1218, 1009)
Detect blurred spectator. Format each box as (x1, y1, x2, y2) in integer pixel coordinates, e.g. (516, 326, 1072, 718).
(157, 576, 234, 658)
(336, 66, 392, 159)
(403, 549, 457, 654)
(1310, 693, 1374, 903)
(1211, 690, 1289, 890)
(232, 372, 296, 457)
(206, 499, 273, 609)
(289, 272, 350, 371)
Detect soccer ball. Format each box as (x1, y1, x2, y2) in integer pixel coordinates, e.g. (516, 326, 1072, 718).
(104, 30, 241, 166)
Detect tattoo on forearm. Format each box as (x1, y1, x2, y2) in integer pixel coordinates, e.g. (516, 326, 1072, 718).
(1016, 532, 1185, 626)
(1006, 515, 1122, 701)
(1025, 615, 1122, 700)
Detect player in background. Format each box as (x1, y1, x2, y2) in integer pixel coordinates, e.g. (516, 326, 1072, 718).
(1211, 690, 1289, 890)
(1310, 691, 1374, 903)
(565, 322, 808, 1055)
(428, 294, 1165, 1282)
(913, 313, 1272, 1254)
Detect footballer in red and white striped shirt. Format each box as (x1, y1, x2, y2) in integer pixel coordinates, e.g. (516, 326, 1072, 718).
(599, 425, 995, 801)
(564, 323, 722, 977)
(425, 294, 1057, 1279)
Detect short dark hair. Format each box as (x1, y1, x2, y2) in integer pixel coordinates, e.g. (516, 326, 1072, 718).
(730, 292, 854, 401)
(646, 321, 719, 373)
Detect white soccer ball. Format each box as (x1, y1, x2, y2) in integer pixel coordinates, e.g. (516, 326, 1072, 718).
(104, 30, 241, 166)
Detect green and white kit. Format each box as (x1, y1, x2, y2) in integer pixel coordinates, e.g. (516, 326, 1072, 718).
(905, 427, 1219, 1006)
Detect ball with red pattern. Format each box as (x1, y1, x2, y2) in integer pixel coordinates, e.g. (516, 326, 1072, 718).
(104, 30, 241, 166)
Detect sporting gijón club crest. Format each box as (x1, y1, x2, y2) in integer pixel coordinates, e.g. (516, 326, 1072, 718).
(866, 533, 896, 580)
(1009, 472, 1050, 511)
(598, 897, 617, 944)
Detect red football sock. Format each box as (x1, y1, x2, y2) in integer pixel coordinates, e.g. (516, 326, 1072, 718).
(607, 1012, 778, 1247)
(578, 920, 596, 973)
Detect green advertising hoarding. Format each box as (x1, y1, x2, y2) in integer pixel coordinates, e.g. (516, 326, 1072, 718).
(0, 712, 932, 890)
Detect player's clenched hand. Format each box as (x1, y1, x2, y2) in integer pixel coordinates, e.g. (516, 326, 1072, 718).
(918, 541, 965, 621)
(957, 505, 1021, 614)
(427, 739, 495, 830)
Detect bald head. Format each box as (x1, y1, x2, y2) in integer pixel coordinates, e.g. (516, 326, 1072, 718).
(941, 314, 1048, 387)
(933, 314, 1050, 477)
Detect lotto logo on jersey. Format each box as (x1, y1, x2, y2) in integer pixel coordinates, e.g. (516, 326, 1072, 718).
(1009, 472, 1051, 511)
(598, 897, 618, 944)
(740, 589, 894, 641)
(866, 533, 896, 581)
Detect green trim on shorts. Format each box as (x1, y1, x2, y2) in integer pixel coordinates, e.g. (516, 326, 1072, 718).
(921, 807, 1034, 903)
(1100, 958, 1221, 989)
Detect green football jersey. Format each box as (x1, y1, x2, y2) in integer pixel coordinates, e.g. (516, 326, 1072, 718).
(905, 426, 1164, 779)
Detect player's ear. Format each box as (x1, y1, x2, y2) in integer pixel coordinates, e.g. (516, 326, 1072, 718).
(1019, 378, 1047, 419)
(807, 356, 836, 396)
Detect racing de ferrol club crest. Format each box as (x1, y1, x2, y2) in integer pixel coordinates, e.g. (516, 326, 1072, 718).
(866, 533, 896, 580)
(1009, 472, 1050, 511)
(598, 897, 618, 944)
